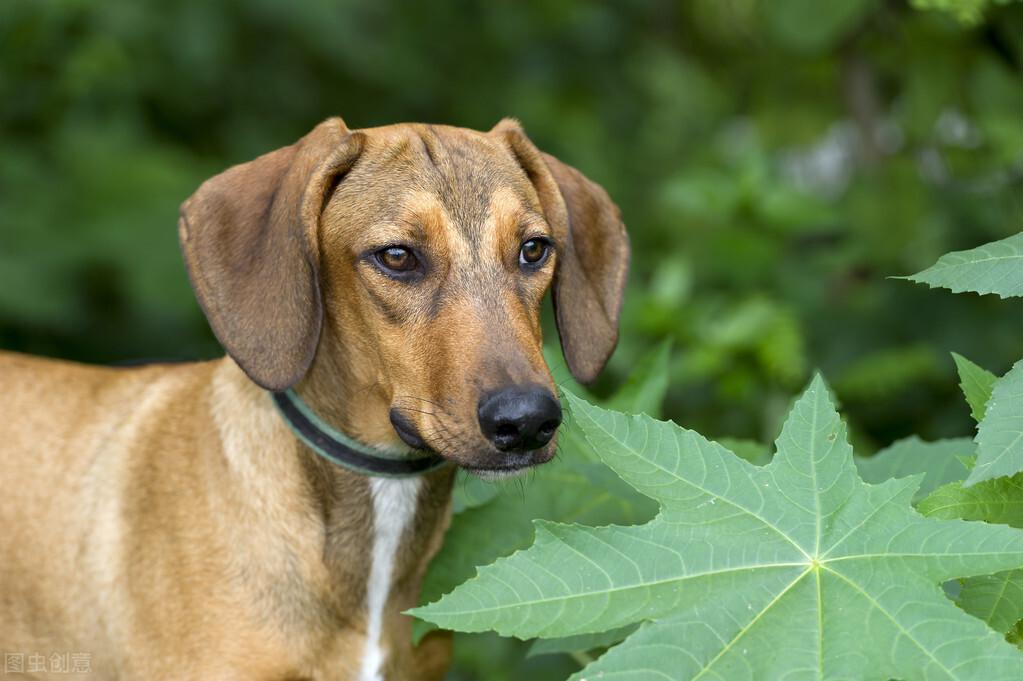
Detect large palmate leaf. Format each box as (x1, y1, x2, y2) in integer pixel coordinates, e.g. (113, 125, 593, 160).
(413, 377, 1023, 680)
(546, 341, 673, 465)
(855, 435, 972, 500)
(905, 232, 1023, 299)
(967, 359, 1023, 486)
(414, 457, 657, 641)
(527, 624, 639, 659)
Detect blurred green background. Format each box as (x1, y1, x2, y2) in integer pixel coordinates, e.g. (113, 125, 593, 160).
(2, 1, 1023, 677)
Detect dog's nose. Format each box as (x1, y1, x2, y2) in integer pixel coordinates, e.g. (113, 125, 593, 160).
(478, 385, 562, 452)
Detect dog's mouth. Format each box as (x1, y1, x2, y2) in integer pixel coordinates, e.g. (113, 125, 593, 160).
(461, 462, 535, 480)
(460, 445, 556, 479)
(388, 405, 558, 475)
(388, 408, 429, 450)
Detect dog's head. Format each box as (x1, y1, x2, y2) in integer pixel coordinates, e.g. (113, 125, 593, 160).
(179, 118, 627, 475)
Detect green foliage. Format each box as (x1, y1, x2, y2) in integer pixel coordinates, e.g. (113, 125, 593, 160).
(906, 232, 1023, 299)
(969, 359, 1023, 485)
(6, 1, 1023, 679)
(920, 472, 1023, 526)
(413, 379, 1023, 679)
(604, 340, 673, 418)
(415, 458, 656, 643)
(832, 345, 944, 404)
(919, 473, 1023, 635)
(907, 240, 1023, 640)
(956, 570, 1023, 635)
(527, 624, 638, 659)
(718, 437, 774, 466)
(912, 0, 1020, 23)
(854, 435, 973, 500)
(6, 0, 1023, 460)
(953, 353, 998, 423)
(763, 0, 879, 54)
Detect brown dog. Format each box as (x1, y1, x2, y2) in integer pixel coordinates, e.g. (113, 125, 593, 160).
(0, 118, 628, 680)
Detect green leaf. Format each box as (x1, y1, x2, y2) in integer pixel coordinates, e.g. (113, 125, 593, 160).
(967, 359, 1023, 486)
(956, 570, 1023, 634)
(905, 232, 1023, 299)
(1008, 620, 1023, 649)
(953, 353, 998, 423)
(718, 437, 773, 466)
(855, 436, 972, 501)
(833, 345, 942, 403)
(918, 472, 1023, 527)
(526, 624, 638, 658)
(413, 457, 657, 642)
(554, 340, 674, 469)
(919, 473, 1023, 634)
(412, 377, 1023, 680)
(451, 472, 502, 513)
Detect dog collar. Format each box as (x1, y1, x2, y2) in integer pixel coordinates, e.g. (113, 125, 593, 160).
(272, 389, 448, 478)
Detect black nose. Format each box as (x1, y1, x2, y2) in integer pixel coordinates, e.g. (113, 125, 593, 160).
(478, 385, 562, 452)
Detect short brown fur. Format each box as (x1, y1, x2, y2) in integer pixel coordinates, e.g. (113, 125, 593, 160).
(0, 117, 628, 680)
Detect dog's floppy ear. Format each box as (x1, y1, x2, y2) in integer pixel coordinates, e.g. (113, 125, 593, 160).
(493, 119, 629, 384)
(179, 118, 364, 390)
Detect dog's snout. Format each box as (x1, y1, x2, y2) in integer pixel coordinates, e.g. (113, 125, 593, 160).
(477, 385, 562, 452)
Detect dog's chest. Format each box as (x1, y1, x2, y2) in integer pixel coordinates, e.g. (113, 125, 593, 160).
(274, 467, 455, 681)
(357, 476, 422, 681)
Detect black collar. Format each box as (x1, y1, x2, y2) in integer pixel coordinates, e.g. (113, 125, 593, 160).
(271, 390, 448, 478)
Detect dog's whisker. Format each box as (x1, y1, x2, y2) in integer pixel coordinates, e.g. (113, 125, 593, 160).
(392, 406, 439, 418)
(416, 422, 463, 455)
(388, 404, 467, 454)
(391, 399, 457, 424)
(392, 395, 452, 411)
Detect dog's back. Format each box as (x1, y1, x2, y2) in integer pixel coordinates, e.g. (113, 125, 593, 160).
(0, 352, 213, 677)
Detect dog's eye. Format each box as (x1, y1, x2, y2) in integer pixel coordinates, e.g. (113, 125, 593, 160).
(376, 246, 418, 273)
(519, 238, 550, 267)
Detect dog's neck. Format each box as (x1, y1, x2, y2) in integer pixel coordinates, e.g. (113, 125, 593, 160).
(210, 354, 455, 679)
(293, 330, 401, 450)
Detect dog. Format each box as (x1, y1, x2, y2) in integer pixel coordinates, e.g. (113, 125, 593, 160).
(0, 117, 628, 680)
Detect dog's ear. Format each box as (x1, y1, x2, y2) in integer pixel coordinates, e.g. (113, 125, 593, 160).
(493, 119, 629, 384)
(179, 118, 364, 390)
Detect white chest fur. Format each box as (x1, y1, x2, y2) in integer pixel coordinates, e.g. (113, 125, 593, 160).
(358, 476, 422, 681)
